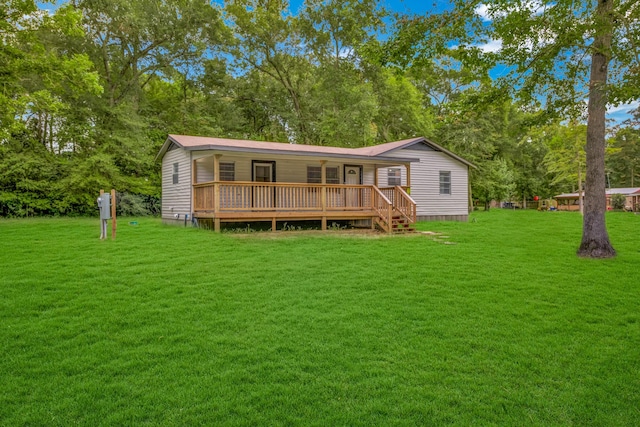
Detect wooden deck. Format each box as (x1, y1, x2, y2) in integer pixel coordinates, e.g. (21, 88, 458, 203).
(192, 182, 416, 232)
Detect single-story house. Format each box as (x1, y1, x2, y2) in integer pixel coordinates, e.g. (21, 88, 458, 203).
(554, 188, 640, 211)
(156, 135, 475, 232)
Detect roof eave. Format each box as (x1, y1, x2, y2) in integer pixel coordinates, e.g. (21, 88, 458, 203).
(183, 145, 419, 163)
(154, 135, 181, 162)
(370, 137, 477, 169)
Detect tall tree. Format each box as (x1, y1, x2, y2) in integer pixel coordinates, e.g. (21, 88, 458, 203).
(72, 0, 228, 198)
(388, 0, 640, 257)
(225, 0, 313, 143)
(0, 3, 104, 216)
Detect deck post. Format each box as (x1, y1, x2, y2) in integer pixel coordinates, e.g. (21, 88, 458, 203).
(213, 154, 221, 182)
(272, 217, 276, 231)
(374, 166, 378, 187)
(406, 163, 411, 194)
(192, 159, 197, 185)
(321, 160, 327, 210)
(110, 188, 116, 240)
(321, 160, 327, 230)
(192, 159, 197, 215)
(213, 154, 221, 231)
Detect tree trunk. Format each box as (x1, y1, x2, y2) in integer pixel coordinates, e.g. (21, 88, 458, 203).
(577, 0, 616, 258)
(578, 163, 583, 215)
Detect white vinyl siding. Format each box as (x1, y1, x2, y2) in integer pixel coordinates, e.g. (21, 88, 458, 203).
(307, 166, 340, 184)
(167, 144, 469, 221)
(439, 171, 451, 195)
(361, 164, 375, 185)
(381, 145, 468, 217)
(220, 162, 235, 181)
(192, 152, 344, 184)
(388, 168, 402, 186)
(161, 149, 191, 220)
(376, 165, 407, 187)
(172, 163, 179, 184)
(193, 157, 235, 183)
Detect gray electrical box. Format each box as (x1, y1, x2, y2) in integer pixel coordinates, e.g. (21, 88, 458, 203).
(97, 194, 111, 220)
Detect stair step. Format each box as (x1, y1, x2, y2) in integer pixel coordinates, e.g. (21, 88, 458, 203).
(393, 227, 415, 233)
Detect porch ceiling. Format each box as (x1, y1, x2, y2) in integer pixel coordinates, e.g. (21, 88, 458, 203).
(191, 149, 416, 166)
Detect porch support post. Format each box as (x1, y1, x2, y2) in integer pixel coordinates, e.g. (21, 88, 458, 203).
(321, 160, 327, 230)
(374, 165, 378, 187)
(191, 158, 197, 215)
(405, 163, 411, 193)
(214, 154, 221, 232)
(213, 154, 221, 182)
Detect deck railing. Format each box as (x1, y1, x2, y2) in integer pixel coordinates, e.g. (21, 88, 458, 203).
(378, 186, 417, 223)
(372, 186, 393, 233)
(193, 181, 412, 233)
(194, 181, 375, 213)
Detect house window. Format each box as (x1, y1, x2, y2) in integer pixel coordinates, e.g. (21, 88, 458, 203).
(327, 167, 339, 184)
(172, 163, 179, 184)
(307, 166, 339, 184)
(439, 171, 451, 195)
(219, 162, 235, 181)
(388, 168, 401, 186)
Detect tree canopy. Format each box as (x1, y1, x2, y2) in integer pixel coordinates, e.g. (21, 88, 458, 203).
(1, 0, 638, 257)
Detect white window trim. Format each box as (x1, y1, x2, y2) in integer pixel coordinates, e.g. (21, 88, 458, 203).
(439, 171, 451, 195)
(219, 162, 235, 181)
(172, 163, 179, 184)
(307, 165, 340, 184)
(388, 168, 402, 186)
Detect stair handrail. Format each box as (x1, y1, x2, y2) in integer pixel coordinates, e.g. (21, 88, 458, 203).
(372, 186, 393, 233)
(393, 186, 417, 223)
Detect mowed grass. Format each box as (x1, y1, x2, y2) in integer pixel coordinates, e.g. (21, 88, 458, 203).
(1, 211, 639, 425)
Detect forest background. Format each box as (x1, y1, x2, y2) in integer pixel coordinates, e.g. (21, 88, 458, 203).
(1, 0, 639, 217)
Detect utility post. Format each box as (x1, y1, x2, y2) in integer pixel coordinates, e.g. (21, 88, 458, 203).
(97, 189, 117, 240)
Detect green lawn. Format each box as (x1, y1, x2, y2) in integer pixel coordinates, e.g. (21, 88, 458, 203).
(1, 210, 639, 425)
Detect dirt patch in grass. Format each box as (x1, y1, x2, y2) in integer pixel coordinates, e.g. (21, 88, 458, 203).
(227, 228, 392, 239)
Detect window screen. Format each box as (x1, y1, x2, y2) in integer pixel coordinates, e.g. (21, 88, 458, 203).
(172, 163, 179, 184)
(219, 162, 235, 181)
(388, 168, 401, 186)
(439, 171, 451, 195)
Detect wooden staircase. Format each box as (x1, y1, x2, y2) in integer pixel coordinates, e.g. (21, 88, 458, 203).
(390, 214, 415, 233)
(372, 185, 417, 234)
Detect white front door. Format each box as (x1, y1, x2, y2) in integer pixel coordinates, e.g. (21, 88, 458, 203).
(345, 166, 361, 207)
(345, 166, 360, 185)
(254, 163, 273, 183)
(253, 162, 274, 208)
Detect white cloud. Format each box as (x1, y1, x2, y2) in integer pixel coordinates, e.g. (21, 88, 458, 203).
(475, 4, 492, 22)
(607, 100, 640, 115)
(477, 39, 503, 53)
(452, 39, 502, 54)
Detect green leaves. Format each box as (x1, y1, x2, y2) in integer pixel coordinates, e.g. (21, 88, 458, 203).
(0, 0, 636, 221)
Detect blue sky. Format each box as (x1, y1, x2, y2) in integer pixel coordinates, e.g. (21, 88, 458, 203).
(39, 0, 637, 124)
(375, 0, 637, 124)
